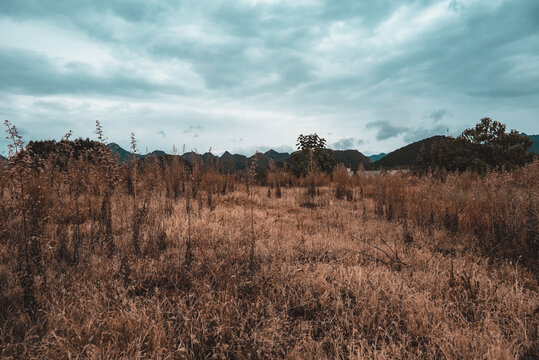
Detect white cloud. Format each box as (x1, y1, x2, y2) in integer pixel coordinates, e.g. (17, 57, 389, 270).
(0, 0, 538, 156)
(0, 18, 113, 67)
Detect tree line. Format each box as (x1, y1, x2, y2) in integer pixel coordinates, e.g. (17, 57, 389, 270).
(3, 118, 534, 176)
(419, 118, 533, 173)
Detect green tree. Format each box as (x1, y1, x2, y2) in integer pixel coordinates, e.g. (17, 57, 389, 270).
(289, 133, 335, 176)
(420, 118, 533, 173)
(17, 138, 106, 170)
(460, 118, 532, 169)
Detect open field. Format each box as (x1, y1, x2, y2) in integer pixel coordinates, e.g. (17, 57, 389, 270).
(0, 157, 538, 359)
(2, 0, 539, 357)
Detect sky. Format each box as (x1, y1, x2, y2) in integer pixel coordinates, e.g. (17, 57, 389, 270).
(1, 0, 538, 156)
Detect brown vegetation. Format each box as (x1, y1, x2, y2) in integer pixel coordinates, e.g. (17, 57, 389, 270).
(0, 128, 537, 359)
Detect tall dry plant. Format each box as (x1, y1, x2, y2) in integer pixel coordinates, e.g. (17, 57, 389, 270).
(3, 120, 50, 321)
(130, 132, 144, 257)
(94, 121, 119, 256)
(184, 153, 198, 269)
(248, 152, 259, 274)
(4, 121, 33, 309)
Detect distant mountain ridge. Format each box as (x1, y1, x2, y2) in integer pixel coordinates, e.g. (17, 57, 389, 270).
(523, 134, 539, 154)
(106, 143, 371, 172)
(107, 132, 538, 172)
(106, 143, 143, 162)
(333, 150, 371, 171)
(368, 153, 387, 162)
(264, 149, 290, 161)
(4, 132, 535, 171)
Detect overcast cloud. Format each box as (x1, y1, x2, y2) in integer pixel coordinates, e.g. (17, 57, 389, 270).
(1, 0, 538, 156)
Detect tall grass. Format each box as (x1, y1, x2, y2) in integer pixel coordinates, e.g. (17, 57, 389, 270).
(0, 126, 537, 358)
(362, 164, 538, 266)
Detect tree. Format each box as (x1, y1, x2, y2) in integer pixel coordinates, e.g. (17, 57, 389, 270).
(289, 134, 335, 176)
(15, 138, 106, 170)
(297, 134, 327, 154)
(460, 118, 532, 169)
(420, 118, 532, 173)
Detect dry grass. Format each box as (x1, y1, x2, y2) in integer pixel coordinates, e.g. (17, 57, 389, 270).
(0, 153, 537, 359)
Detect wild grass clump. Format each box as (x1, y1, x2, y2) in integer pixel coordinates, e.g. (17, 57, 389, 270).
(333, 163, 353, 200)
(364, 161, 539, 266)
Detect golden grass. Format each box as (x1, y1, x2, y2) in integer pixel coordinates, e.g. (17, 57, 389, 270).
(0, 157, 537, 359)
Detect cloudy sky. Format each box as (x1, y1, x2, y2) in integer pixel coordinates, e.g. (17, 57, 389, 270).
(1, 0, 538, 156)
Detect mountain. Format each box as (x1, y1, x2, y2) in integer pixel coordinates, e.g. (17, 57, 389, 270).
(11, 132, 536, 172)
(107, 143, 176, 163)
(148, 148, 371, 173)
(180, 151, 200, 164)
(264, 149, 290, 161)
(220, 151, 249, 172)
(255, 152, 291, 176)
(368, 153, 387, 162)
(370, 136, 450, 170)
(333, 150, 371, 171)
(106, 143, 142, 162)
(525, 134, 539, 154)
(147, 150, 167, 157)
(201, 152, 220, 168)
(138, 152, 191, 171)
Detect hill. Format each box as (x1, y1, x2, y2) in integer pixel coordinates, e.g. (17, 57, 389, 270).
(105, 143, 378, 173)
(219, 151, 249, 172)
(526, 134, 539, 153)
(107, 143, 143, 162)
(264, 149, 290, 161)
(138, 152, 191, 172)
(368, 153, 387, 162)
(4, 134, 535, 172)
(333, 150, 371, 171)
(148, 150, 167, 157)
(370, 136, 450, 170)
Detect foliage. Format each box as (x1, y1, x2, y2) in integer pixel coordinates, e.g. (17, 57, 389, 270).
(288, 134, 335, 176)
(297, 133, 327, 153)
(421, 118, 533, 172)
(16, 138, 107, 170)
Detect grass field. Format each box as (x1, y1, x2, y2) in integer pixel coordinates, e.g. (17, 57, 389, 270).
(0, 155, 537, 359)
